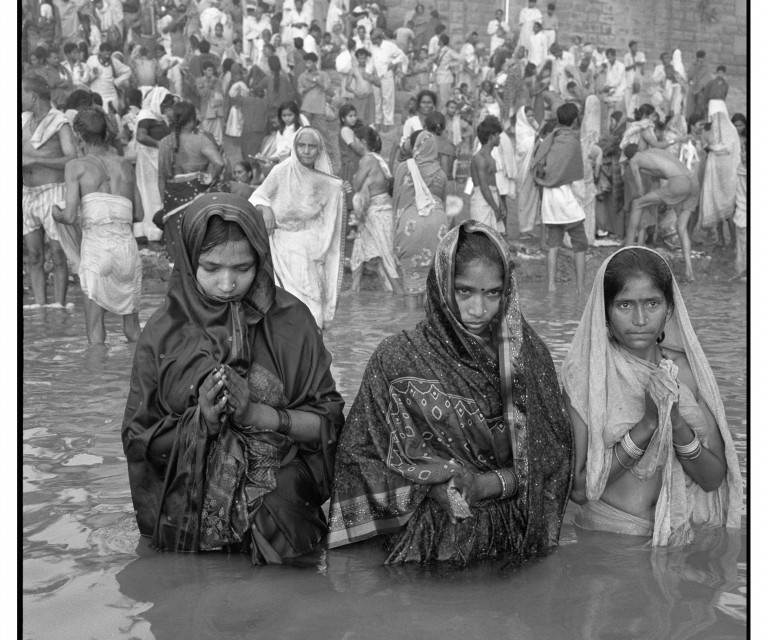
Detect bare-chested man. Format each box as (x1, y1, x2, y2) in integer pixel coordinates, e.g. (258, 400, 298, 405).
(469, 116, 506, 234)
(22, 76, 78, 308)
(52, 108, 144, 344)
(624, 144, 700, 281)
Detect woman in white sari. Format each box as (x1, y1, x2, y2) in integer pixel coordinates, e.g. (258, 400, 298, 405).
(514, 105, 540, 236)
(573, 95, 602, 244)
(563, 247, 741, 545)
(249, 127, 345, 329)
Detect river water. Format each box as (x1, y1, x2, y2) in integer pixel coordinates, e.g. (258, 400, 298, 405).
(23, 277, 746, 640)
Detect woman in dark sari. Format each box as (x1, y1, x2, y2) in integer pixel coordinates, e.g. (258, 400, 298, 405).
(328, 221, 573, 566)
(122, 193, 345, 564)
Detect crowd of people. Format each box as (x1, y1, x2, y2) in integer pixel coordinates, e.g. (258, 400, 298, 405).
(22, 1, 746, 568)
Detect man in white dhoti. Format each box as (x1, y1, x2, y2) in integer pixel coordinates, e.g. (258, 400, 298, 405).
(519, 0, 543, 53)
(469, 117, 506, 235)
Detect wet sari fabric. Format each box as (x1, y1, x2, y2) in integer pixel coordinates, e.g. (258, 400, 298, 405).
(328, 221, 573, 565)
(122, 193, 344, 563)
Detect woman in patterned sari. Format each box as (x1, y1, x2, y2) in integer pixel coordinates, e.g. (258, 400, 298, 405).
(392, 130, 449, 308)
(122, 193, 344, 565)
(327, 220, 573, 566)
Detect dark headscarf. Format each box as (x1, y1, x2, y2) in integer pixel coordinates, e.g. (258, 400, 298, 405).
(328, 221, 573, 566)
(122, 193, 344, 554)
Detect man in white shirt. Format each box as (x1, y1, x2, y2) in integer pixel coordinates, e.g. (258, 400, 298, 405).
(623, 40, 646, 114)
(548, 43, 575, 98)
(527, 21, 549, 68)
(519, 0, 543, 53)
(244, 3, 272, 65)
(87, 43, 132, 112)
(353, 24, 372, 52)
(428, 24, 445, 57)
(600, 47, 627, 118)
(370, 28, 407, 128)
(62, 41, 91, 88)
(92, 0, 123, 34)
(487, 9, 510, 55)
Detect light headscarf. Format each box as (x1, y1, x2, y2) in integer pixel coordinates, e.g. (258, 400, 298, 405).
(406, 131, 439, 216)
(138, 86, 172, 123)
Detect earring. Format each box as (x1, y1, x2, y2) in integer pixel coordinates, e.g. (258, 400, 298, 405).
(656, 331, 665, 344)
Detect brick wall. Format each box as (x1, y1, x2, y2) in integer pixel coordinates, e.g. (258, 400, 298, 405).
(384, 0, 746, 76)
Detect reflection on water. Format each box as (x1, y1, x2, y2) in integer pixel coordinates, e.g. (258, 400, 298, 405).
(23, 279, 747, 640)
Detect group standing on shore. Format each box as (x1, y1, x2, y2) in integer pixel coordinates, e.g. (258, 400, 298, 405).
(22, 1, 745, 568)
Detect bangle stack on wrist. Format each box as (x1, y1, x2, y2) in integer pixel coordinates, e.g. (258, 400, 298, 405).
(493, 468, 519, 499)
(674, 432, 702, 460)
(620, 431, 646, 461)
(275, 408, 292, 436)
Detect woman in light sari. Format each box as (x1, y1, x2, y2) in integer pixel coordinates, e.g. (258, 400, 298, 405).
(514, 105, 540, 237)
(249, 127, 346, 330)
(122, 193, 344, 565)
(328, 221, 573, 565)
(391, 130, 449, 307)
(563, 247, 741, 545)
(573, 95, 602, 244)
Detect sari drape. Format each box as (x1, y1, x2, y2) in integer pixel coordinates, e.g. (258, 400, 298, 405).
(122, 193, 344, 563)
(328, 220, 573, 565)
(514, 106, 540, 234)
(561, 247, 742, 546)
(699, 112, 741, 229)
(249, 127, 346, 329)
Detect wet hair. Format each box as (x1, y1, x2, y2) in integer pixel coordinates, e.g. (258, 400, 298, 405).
(477, 116, 503, 144)
(556, 102, 579, 126)
(623, 143, 639, 159)
(23, 76, 52, 101)
(717, 64, 726, 73)
(355, 125, 382, 152)
(222, 58, 235, 74)
(454, 228, 504, 279)
(172, 101, 197, 151)
(63, 42, 78, 55)
(198, 39, 211, 54)
(603, 249, 675, 321)
(303, 52, 318, 62)
(338, 103, 357, 125)
(634, 103, 656, 120)
(63, 88, 94, 111)
(277, 101, 301, 133)
(199, 215, 257, 262)
(73, 107, 108, 145)
(416, 89, 438, 109)
(438, 34, 449, 46)
(424, 112, 446, 136)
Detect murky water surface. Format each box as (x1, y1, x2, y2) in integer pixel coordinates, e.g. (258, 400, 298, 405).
(23, 278, 746, 640)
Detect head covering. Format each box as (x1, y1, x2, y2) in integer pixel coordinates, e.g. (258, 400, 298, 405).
(699, 112, 741, 228)
(328, 220, 573, 565)
(561, 247, 742, 546)
(405, 131, 439, 217)
(672, 49, 687, 82)
(249, 127, 345, 328)
(138, 86, 172, 123)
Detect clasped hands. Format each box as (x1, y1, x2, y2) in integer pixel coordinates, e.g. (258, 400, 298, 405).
(198, 364, 256, 435)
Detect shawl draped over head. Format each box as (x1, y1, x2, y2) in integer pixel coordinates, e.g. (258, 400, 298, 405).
(699, 112, 741, 229)
(138, 86, 171, 123)
(122, 193, 344, 558)
(531, 125, 585, 188)
(249, 127, 346, 329)
(561, 247, 742, 546)
(393, 131, 443, 218)
(514, 106, 540, 235)
(328, 220, 573, 566)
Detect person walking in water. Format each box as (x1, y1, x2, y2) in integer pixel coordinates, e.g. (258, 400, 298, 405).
(53, 107, 144, 344)
(22, 76, 78, 309)
(469, 116, 506, 234)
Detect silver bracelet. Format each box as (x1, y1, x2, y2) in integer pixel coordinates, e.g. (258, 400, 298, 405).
(674, 432, 702, 459)
(614, 444, 635, 470)
(621, 431, 646, 460)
